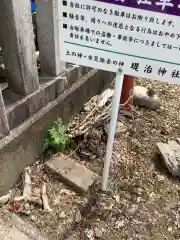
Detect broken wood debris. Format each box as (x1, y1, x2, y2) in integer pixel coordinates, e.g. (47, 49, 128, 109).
(23, 167, 32, 198)
(69, 87, 134, 139)
(70, 89, 113, 137)
(42, 183, 52, 212)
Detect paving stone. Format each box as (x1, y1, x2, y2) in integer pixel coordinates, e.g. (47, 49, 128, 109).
(45, 154, 97, 193)
(0, 222, 29, 240)
(0, 213, 47, 240)
(5, 226, 29, 240)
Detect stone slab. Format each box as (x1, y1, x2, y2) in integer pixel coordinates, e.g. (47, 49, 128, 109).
(0, 225, 29, 240)
(0, 213, 47, 240)
(45, 154, 97, 193)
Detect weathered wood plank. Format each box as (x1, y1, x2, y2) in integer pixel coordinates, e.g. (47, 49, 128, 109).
(0, 0, 39, 96)
(0, 90, 9, 138)
(36, 0, 66, 76)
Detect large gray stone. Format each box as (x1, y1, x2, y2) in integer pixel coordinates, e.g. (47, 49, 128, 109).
(157, 140, 180, 177)
(133, 86, 161, 110)
(45, 154, 97, 193)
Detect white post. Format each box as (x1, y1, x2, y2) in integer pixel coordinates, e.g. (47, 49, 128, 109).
(101, 68, 124, 191)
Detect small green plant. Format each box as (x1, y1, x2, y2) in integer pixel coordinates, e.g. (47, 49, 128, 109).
(43, 119, 71, 152)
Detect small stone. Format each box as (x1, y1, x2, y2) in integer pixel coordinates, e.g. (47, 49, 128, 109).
(149, 192, 155, 198)
(113, 195, 120, 204)
(168, 227, 173, 232)
(30, 215, 37, 222)
(85, 229, 94, 240)
(129, 204, 137, 214)
(102, 200, 114, 210)
(66, 216, 74, 224)
(157, 175, 165, 181)
(137, 197, 141, 203)
(30, 204, 34, 210)
(94, 227, 103, 238)
(115, 220, 125, 229)
(23, 202, 30, 211)
(59, 211, 66, 219)
(137, 188, 143, 195)
(175, 221, 179, 226)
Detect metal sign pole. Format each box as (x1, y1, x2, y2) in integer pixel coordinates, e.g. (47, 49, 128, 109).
(101, 68, 124, 191)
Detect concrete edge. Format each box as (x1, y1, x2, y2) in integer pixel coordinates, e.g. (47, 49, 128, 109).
(5, 213, 47, 240)
(0, 69, 115, 195)
(0, 69, 95, 150)
(3, 65, 89, 130)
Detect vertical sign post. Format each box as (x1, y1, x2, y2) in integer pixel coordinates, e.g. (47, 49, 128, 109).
(101, 68, 124, 190)
(59, 0, 180, 189)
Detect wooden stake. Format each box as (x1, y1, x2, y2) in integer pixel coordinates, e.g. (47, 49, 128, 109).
(42, 183, 52, 212)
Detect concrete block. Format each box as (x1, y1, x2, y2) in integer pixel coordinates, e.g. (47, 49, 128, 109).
(0, 213, 47, 240)
(45, 154, 97, 193)
(5, 226, 29, 240)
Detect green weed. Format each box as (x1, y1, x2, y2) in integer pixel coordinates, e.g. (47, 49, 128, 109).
(43, 119, 71, 152)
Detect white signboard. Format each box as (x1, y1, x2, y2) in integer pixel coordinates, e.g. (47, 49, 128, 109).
(59, 0, 180, 83)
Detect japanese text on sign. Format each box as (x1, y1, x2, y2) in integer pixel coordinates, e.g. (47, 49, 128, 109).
(59, 0, 180, 83)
